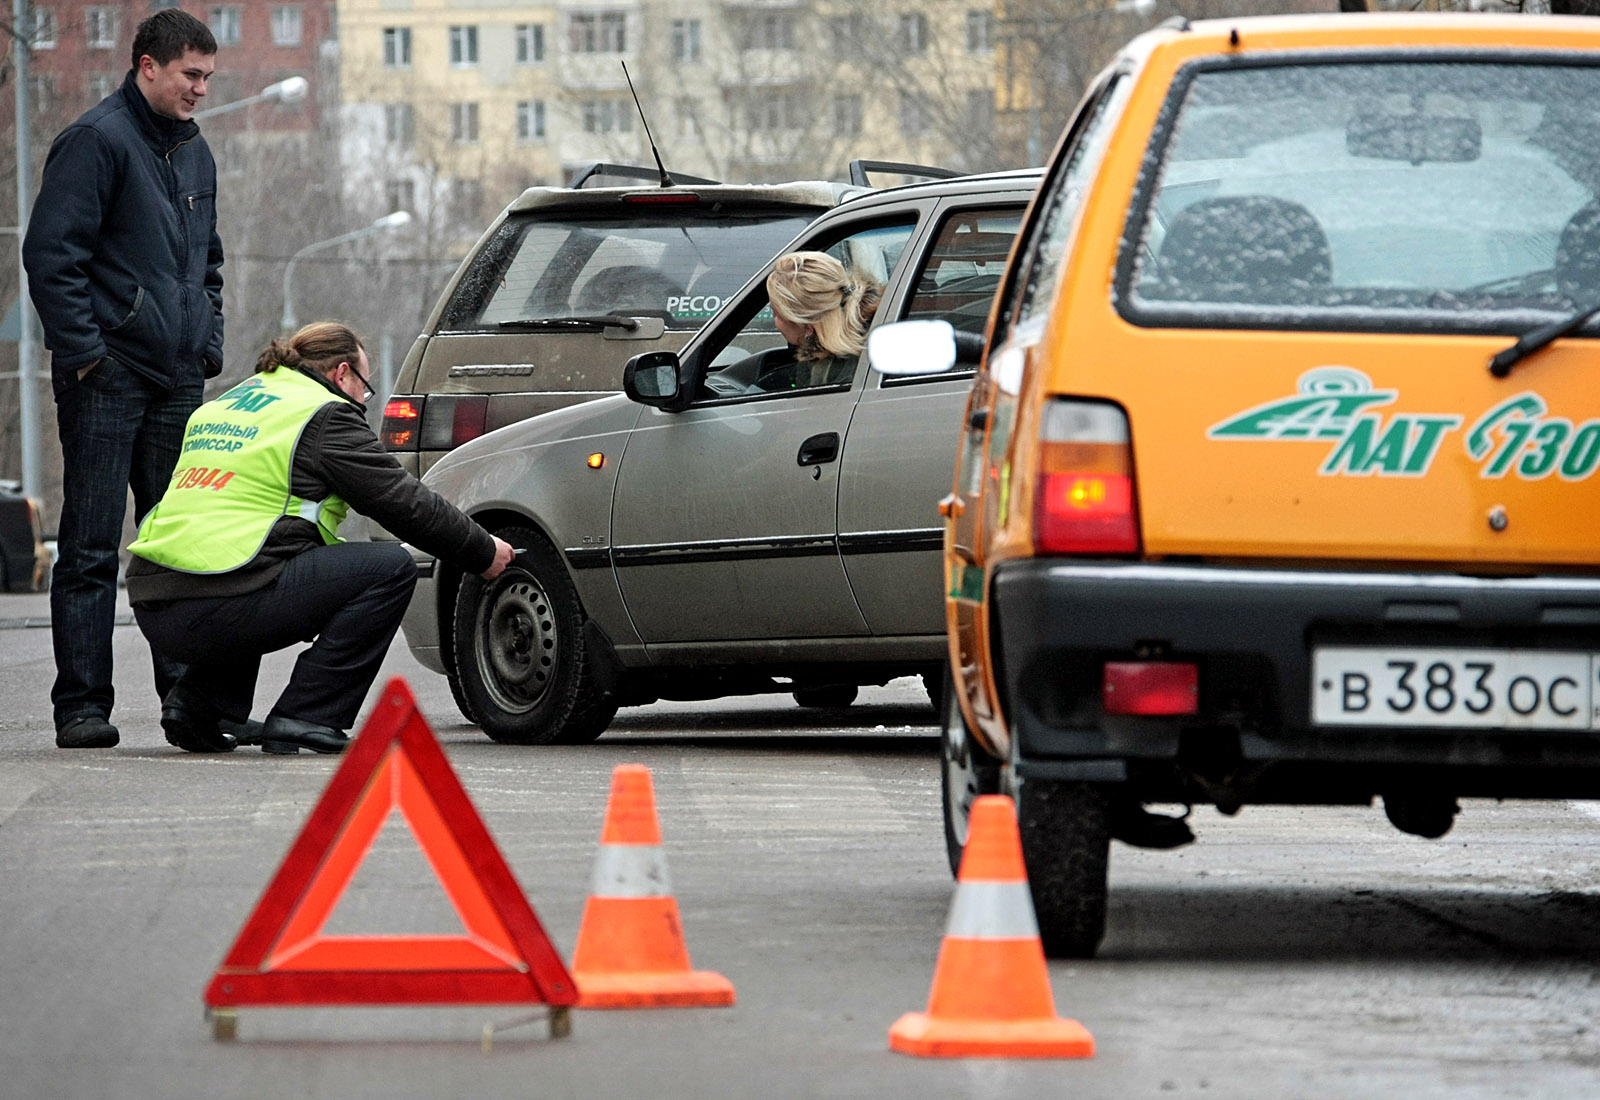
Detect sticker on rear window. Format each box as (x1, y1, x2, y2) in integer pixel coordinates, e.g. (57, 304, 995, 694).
(1207, 368, 1598, 481)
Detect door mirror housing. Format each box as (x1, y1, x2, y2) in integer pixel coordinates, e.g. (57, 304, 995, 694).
(623, 351, 683, 406)
(868, 319, 984, 377)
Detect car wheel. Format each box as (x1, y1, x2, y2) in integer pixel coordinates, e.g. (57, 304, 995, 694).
(940, 673, 1000, 876)
(452, 528, 618, 745)
(793, 684, 858, 708)
(1016, 778, 1111, 959)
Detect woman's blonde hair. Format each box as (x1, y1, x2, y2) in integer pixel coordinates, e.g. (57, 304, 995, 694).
(254, 321, 366, 378)
(766, 251, 882, 361)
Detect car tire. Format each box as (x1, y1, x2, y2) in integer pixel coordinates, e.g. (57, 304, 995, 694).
(940, 673, 1001, 876)
(793, 684, 858, 708)
(1016, 778, 1111, 959)
(452, 528, 617, 745)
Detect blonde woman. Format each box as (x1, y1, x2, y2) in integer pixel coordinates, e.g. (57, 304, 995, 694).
(754, 251, 883, 392)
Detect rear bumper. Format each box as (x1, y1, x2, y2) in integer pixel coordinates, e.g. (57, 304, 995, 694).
(989, 560, 1600, 799)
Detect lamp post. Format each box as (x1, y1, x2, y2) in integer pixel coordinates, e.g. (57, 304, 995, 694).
(9, 0, 40, 500)
(280, 211, 412, 332)
(192, 75, 309, 120)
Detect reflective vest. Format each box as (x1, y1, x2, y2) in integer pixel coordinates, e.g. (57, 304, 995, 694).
(129, 368, 351, 574)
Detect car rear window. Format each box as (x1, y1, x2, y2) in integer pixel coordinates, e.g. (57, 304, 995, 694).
(444, 209, 816, 332)
(1121, 56, 1600, 334)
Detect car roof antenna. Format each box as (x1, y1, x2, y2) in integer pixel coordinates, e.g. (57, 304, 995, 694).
(621, 61, 675, 188)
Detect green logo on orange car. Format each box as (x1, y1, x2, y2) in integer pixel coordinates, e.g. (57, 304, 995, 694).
(1208, 368, 1599, 480)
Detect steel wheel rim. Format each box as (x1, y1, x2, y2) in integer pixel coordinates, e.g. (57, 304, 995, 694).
(475, 571, 558, 715)
(943, 691, 980, 849)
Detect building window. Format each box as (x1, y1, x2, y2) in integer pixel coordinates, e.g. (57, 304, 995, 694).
(85, 7, 118, 48)
(671, 19, 700, 63)
(515, 23, 545, 64)
(569, 11, 626, 54)
(580, 99, 633, 134)
(827, 14, 866, 60)
(30, 7, 56, 49)
(450, 102, 480, 144)
(832, 94, 862, 138)
(516, 100, 546, 142)
(385, 179, 415, 215)
(745, 92, 803, 132)
(149, 0, 179, 8)
(87, 73, 118, 103)
(742, 11, 794, 50)
(29, 74, 56, 112)
(449, 25, 478, 66)
(382, 27, 411, 68)
(270, 5, 301, 45)
(898, 12, 928, 55)
(208, 6, 241, 46)
(965, 10, 993, 53)
(900, 93, 928, 136)
(384, 103, 414, 146)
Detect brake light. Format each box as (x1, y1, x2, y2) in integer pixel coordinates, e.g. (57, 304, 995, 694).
(420, 394, 490, 451)
(1102, 662, 1197, 716)
(382, 396, 422, 450)
(1033, 400, 1139, 555)
(622, 192, 702, 205)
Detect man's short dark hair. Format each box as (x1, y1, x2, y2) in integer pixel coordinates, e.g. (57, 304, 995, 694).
(131, 9, 217, 69)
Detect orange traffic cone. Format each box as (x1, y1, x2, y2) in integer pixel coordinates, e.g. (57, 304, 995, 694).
(571, 764, 735, 1008)
(889, 794, 1094, 1058)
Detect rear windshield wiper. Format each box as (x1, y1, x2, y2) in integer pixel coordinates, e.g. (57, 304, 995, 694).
(1488, 298, 1600, 378)
(496, 314, 639, 332)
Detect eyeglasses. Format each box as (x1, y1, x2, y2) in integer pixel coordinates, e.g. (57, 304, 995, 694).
(347, 362, 374, 401)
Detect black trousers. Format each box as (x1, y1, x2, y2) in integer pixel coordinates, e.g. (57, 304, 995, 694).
(134, 541, 418, 731)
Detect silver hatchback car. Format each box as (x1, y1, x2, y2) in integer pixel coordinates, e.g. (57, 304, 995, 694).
(401, 169, 1044, 744)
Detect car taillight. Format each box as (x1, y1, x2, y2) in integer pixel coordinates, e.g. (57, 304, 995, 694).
(1102, 661, 1198, 716)
(420, 394, 490, 451)
(382, 396, 422, 450)
(1033, 400, 1139, 555)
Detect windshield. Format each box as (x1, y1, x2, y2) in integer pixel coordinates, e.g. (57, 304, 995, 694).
(452, 208, 817, 332)
(1122, 58, 1600, 332)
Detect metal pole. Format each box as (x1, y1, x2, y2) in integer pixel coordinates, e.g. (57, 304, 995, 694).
(14, 0, 40, 501)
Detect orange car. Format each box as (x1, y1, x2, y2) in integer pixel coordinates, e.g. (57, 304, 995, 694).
(873, 12, 1600, 957)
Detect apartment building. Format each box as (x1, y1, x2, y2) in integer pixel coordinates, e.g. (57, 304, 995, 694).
(335, 0, 1002, 223)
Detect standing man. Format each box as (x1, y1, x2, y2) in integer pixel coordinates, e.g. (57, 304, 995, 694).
(23, 10, 224, 748)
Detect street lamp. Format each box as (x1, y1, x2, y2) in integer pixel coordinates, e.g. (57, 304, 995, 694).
(280, 210, 412, 332)
(193, 75, 309, 121)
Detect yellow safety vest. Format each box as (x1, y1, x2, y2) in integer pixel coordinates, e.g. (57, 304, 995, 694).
(129, 368, 351, 574)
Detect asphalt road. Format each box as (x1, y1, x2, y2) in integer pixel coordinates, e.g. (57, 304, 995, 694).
(1, 594, 1597, 1099)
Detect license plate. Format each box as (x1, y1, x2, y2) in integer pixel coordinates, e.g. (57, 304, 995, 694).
(1312, 647, 1599, 730)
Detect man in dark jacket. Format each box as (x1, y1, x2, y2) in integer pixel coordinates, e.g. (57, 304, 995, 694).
(23, 9, 225, 749)
(127, 322, 514, 755)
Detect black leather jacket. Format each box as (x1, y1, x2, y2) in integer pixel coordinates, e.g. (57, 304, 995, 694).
(23, 69, 225, 388)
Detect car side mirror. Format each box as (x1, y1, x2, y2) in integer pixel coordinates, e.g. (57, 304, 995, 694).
(623, 351, 682, 406)
(868, 319, 983, 376)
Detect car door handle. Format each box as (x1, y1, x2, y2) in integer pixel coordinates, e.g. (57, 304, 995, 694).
(797, 432, 840, 466)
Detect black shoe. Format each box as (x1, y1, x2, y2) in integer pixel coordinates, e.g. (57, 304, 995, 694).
(259, 715, 348, 755)
(160, 694, 238, 754)
(220, 718, 265, 746)
(56, 715, 120, 749)
(1109, 801, 1195, 850)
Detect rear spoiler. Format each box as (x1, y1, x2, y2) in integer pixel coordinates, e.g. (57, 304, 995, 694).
(848, 160, 962, 187)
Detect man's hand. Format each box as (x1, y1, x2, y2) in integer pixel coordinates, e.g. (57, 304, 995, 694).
(76, 358, 103, 381)
(480, 536, 515, 579)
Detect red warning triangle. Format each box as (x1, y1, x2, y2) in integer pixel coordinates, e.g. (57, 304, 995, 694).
(205, 678, 577, 1008)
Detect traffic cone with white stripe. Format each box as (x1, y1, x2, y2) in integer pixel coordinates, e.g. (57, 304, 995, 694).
(889, 794, 1095, 1058)
(571, 764, 736, 1008)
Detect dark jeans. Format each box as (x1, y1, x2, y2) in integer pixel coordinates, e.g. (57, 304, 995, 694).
(133, 541, 418, 731)
(51, 358, 201, 728)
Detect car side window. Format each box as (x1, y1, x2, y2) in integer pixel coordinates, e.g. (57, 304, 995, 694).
(1008, 73, 1132, 328)
(899, 205, 1026, 357)
(694, 219, 917, 402)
